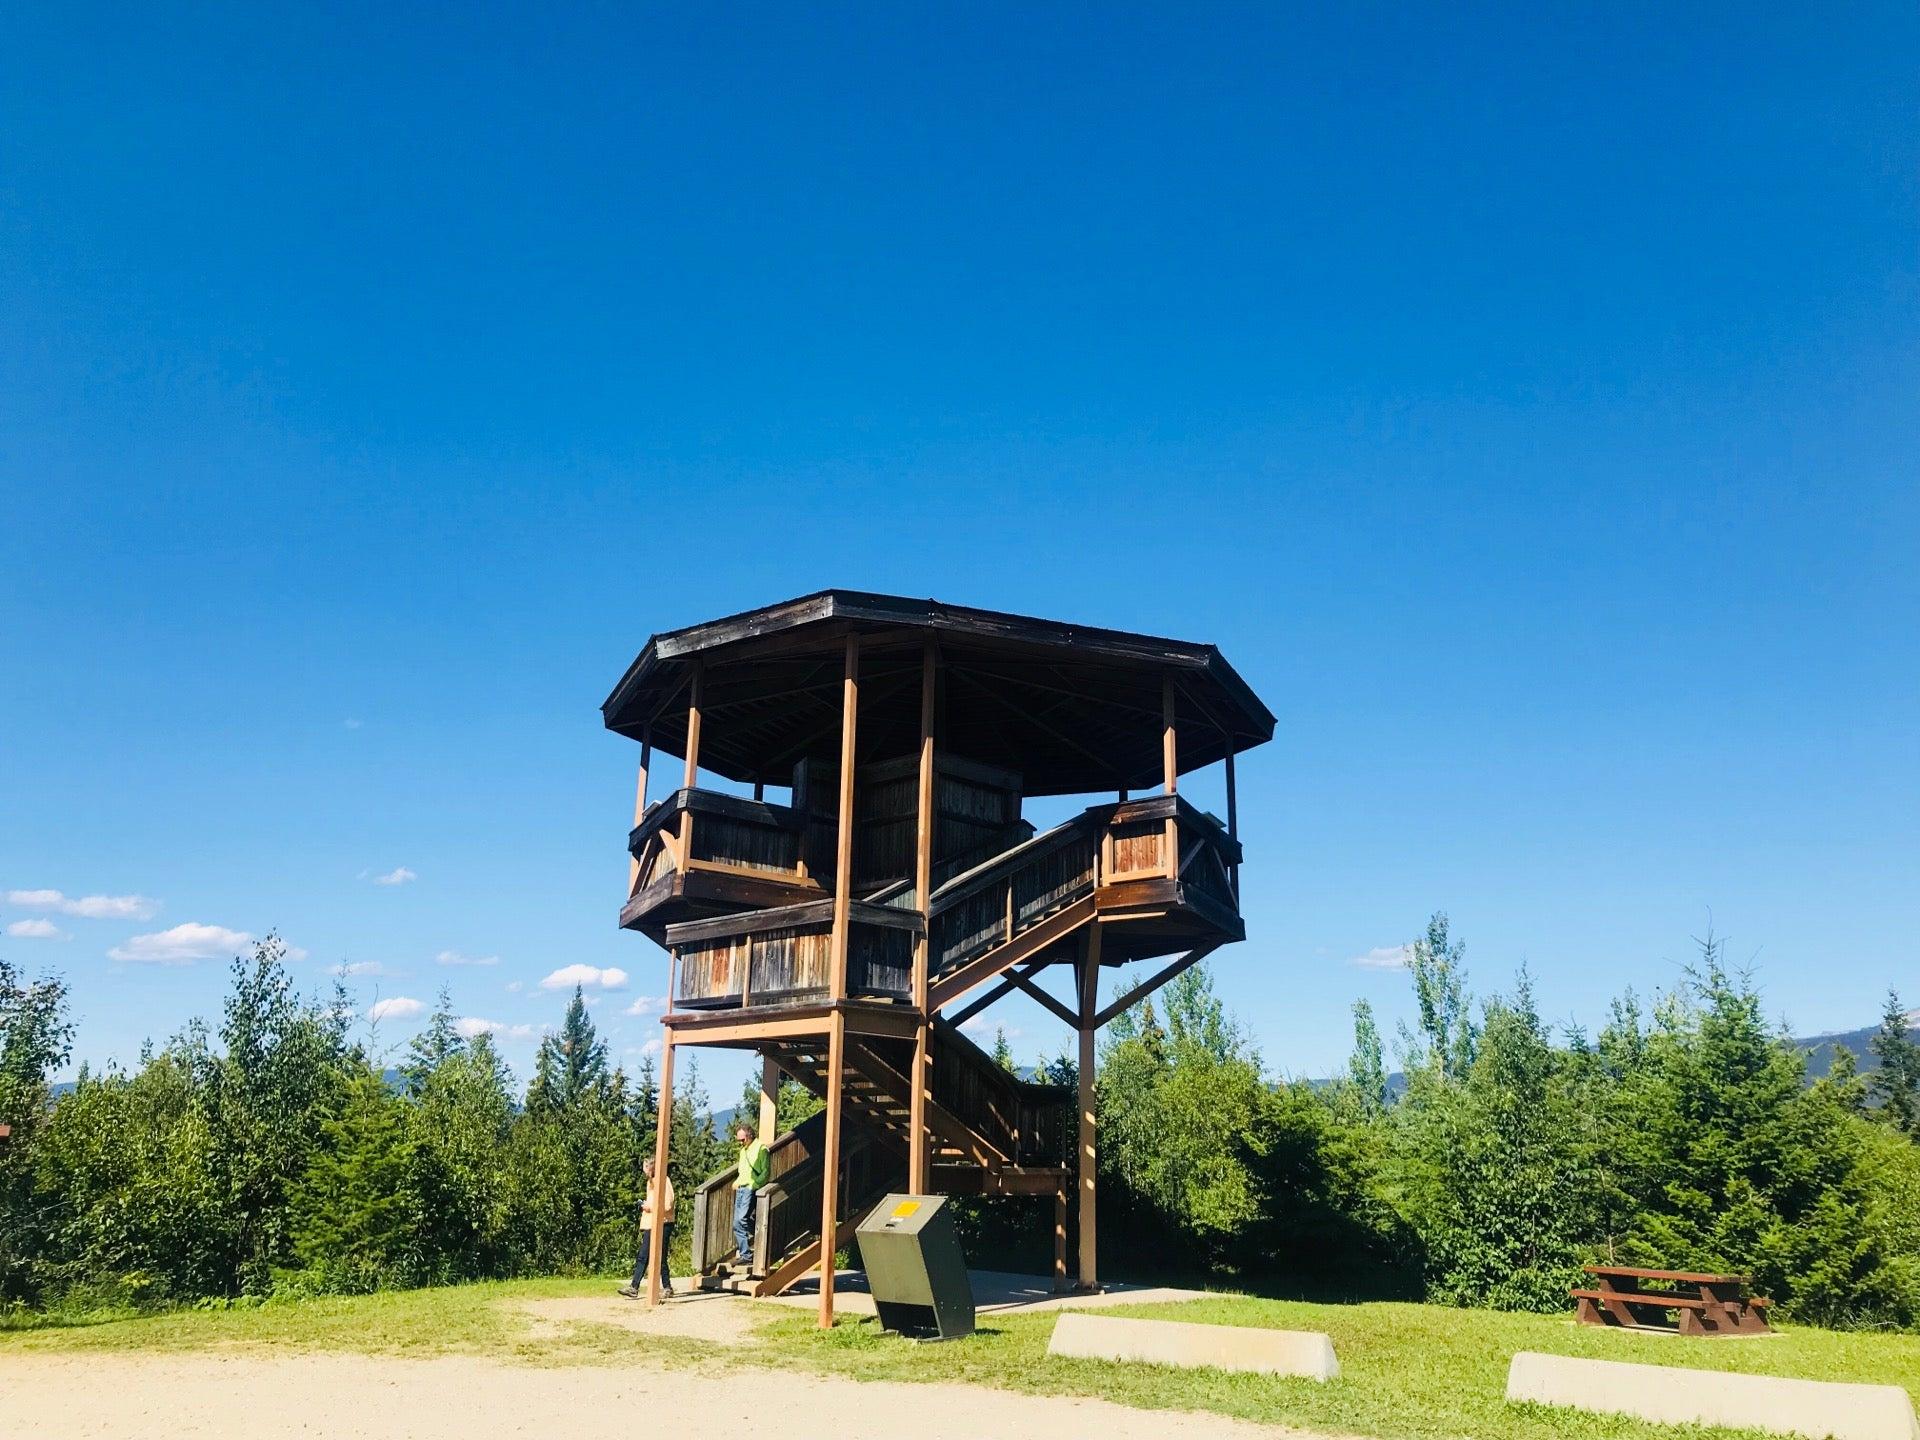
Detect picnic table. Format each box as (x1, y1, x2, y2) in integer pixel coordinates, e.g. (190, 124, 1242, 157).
(1571, 1265, 1773, 1336)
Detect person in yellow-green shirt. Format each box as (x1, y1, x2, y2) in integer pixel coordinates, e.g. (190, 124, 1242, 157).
(730, 1123, 770, 1271)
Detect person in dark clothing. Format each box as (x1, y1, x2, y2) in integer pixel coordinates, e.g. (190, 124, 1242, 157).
(618, 1157, 676, 1298)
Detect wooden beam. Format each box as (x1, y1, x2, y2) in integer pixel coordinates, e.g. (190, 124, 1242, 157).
(1054, 1182, 1069, 1292)
(943, 968, 1024, 1030)
(1090, 941, 1222, 1030)
(759, 1053, 780, 1140)
(756, 1208, 864, 1300)
(645, 1031, 676, 1306)
(1161, 673, 1178, 878)
(1224, 745, 1239, 900)
(1012, 968, 1081, 1029)
(678, 661, 704, 866)
(910, 637, 936, 1195)
(928, 895, 1095, 1011)
(951, 666, 1118, 780)
(1077, 921, 1101, 1289)
(828, 634, 860, 1002)
(628, 731, 652, 895)
(818, 1010, 846, 1328)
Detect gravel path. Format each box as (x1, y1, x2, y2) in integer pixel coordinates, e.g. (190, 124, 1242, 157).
(0, 1349, 1319, 1440)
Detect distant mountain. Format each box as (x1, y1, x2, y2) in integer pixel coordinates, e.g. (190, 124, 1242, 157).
(41, 1016, 1918, 1108)
(1798, 1011, 1920, 1083)
(1333, 1011, 1917, 1095)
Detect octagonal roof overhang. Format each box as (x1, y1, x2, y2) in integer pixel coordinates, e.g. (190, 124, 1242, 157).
(602, 590, 1274, 797)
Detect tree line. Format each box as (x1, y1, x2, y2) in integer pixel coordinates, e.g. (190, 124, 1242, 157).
(1093, 915, 1920, 1328)
(4, 917, 1920, 1327)
(0, 941, 727, 1312)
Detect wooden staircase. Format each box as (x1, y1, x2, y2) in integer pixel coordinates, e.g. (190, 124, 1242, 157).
(687, 1021, 1073, 1295)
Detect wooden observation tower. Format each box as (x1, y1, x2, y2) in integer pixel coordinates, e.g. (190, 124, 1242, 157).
(604, 592, 1273, 1324)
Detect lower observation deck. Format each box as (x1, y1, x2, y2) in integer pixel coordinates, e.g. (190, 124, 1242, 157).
(654, 793, 1242, 1026)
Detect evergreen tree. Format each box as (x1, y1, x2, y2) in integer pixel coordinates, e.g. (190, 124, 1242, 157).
(290, 1065, 416, 1291)
(526, 986, 607, 1115)
(991, 1027, 1016, 1072)
(401, 987, 465, 1097)
(1869, 989, 1920, 1137)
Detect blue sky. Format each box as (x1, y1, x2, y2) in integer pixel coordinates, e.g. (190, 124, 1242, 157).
(3, 4, 1917, 1097)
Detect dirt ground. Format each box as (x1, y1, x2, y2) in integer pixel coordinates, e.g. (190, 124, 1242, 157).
(0, 1348, 1314, 1440)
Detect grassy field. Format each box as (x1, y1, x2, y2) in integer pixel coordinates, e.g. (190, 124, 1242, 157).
(6, 1279, 1920, 1440)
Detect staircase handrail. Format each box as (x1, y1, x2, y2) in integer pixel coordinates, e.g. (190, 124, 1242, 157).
(928, 805, 1108, 916)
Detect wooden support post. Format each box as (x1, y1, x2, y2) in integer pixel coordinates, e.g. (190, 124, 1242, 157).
(1076, 921, 1102, 1289)
(1224, 744, 1239, 900)
(645, 1030, 676, 1307)
(628, 731, 651, 894)
(817, 1010, 846, 1328)
(820, 633, 859, 1331)
(828, 635, 860, 1001)
(1161, 675, 1178, 876)
(910, 638, 936, 1195)
(759, 1053, 780, 1139)
(1053, 1183, 1069, 1292)
(678, 662, 704, 864)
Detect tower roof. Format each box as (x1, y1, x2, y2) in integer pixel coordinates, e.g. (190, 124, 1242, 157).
(602, 590, 1274, 796)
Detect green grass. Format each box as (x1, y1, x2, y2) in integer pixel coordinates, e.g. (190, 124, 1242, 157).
(756, 1296, 1920, 1440)
(0, 1277, 712, 1372)
(6, 1279, 1919, 1440)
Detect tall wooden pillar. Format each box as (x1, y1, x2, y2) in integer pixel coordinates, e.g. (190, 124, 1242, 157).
(1161, 675, 1178, 876)
(678, 662, 704, 864)
(820, 632, 859, 1327)
(627, 730, 652, 894)
(644, 1029, 676, 1306)
(1224, 744, 1239, 900)
(909, 638, 936, 1194)
(1076, 921, 1102, 1289)
(759, 1054, 780, 1139)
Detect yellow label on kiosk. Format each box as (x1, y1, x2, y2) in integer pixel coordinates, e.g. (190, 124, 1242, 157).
(889, 1200, 922, 1219)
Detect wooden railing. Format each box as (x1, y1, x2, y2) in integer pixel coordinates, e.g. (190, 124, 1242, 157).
(628, 789, 817, 897)
(666, 900, 919, 1009)
(660, 792, 1240, 1012)
(688, 1110, 895, 1279)
(928, 813, 1103, 976)
(926, 794, 1241, 981)
(927, 1019, 1075, 1168)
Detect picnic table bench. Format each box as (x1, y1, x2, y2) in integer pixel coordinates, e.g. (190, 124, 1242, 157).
(1571, 1265, 1773, 1336)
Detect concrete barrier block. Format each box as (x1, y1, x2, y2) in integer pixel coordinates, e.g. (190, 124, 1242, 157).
(1507, 1351, 1920, 1440)
(1046, 1311, 1339, 1381)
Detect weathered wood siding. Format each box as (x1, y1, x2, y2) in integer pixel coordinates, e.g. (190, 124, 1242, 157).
(795, 752, 1026, 892)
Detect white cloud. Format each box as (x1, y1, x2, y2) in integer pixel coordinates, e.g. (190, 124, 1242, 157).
(958, 1014, 1022, 1043)
(1350, 944, 1413, 970)
(435, 949, 499, 967)
(623, 994, 667, 1017)
(8, 889, 159, 921)
(505, 979, 523, 993)
(6, 918, 68, 940)
(540, 964, 628, 991)
(368, 996, 425, 1022)
(343, 717, 363, 730)
(372, 867, 417, 887)
(332, 961, 387, 977)
(108, 922, 254, 965)
(455, 1016, 541, 1041)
